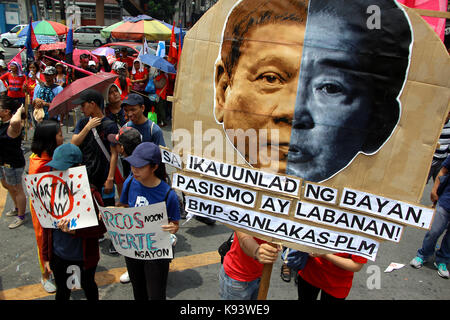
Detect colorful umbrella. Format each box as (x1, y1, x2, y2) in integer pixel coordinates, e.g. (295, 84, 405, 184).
(18, 20, 68, 37)
(39, 42, 66, 51)
(91, 47, 115, 56)
(48, 72, 118, 118)
(139, 53, 176, 74)
(101, 15, 181, 41)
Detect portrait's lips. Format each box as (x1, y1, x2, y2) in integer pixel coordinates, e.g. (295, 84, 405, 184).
(265, 142, 290, 160)
(287, 144, 314, 163)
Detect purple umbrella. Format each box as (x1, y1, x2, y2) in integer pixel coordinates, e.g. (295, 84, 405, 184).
(91, 47, 115, 56)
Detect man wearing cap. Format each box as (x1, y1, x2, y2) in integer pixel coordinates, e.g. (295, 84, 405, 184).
(71, 89, 119, 206)
(73, 54, 93, 81)
(32, 66, 63, 121)
(122, 93, 166, 147)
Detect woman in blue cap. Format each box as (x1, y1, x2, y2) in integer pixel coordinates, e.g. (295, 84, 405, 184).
(119, 142, 180, 300)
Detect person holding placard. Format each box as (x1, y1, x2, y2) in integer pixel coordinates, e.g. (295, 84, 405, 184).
(42, 143, 107, 300)
(296, 252, 367, 301)
(219, 231, 281, 300)
(29, 120, 64, 293)
(119, 142, 180, 300)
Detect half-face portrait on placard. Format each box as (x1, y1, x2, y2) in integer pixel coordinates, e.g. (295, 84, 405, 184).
(214, 0, 413, 182)
(173, 0, 449, 204)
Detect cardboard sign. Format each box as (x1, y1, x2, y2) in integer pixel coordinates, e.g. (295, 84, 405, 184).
(24, 166, 98, 230)
(98, 202, 173, 260)
(171, 0, 450, 259)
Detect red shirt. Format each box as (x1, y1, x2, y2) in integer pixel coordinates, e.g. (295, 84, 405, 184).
(299, 253, 367, 298)
(119, 56, 134, 69)
(0, 73, 26, 98)
(114, 77, 132, 100)
(223, 233, 266, 282)
(131, 69, 148, 92)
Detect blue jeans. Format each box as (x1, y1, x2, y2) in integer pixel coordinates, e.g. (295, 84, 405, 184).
(417, 204, 450, 264)
(219, 265, 260, 300)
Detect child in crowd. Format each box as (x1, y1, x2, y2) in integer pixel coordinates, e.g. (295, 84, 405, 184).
(42, 143, 106, 300)
(119, 142, 180, 300)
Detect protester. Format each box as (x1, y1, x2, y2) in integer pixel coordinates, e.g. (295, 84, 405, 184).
(71, 89, 119, 207)
(130, 59, 148, 94)
(219, 231, 280, 300)
(29, 120, 64, 293)
(107, 125, 143, 284)
(427, 112, 450, 183)
(410, 155, 450, 279)
(54, 63, 66, 88)
(97, 55, 111, 73)
(42, 143, 106, 300)
(0, 61, 26, 105)
(112, 61, 131, 100)
(118, 142, 180, 300)
(297, 252, 367, 300)
(122, 93, 165, 147)
(103, 83, 126, 127)
(154, 70, 169, 127)
(73, 54, 93, 80)
(119, 47, 134, 71)
(0, 97, 27, 229)
(32, 66, 63, 122)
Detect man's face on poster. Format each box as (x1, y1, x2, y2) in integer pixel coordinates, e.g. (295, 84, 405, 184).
(215, 0, 407, 181)
(286, 13, 375, 182)
(215, 22, 305, 173)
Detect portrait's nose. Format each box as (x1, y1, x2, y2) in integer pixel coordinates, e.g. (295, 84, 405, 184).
(272, 83, 297, 126)
(292, 99, 314, 130)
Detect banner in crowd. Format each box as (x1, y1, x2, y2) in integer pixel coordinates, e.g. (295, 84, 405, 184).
(24, 166, 98, 229)
(98, 202, 173, 260)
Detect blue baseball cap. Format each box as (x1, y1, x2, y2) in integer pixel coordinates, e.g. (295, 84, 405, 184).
(122, 93, 144, 107)
(125, 142, 161, 168)
(47, 143, 83, 171)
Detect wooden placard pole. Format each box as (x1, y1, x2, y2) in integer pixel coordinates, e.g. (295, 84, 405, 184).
(257, 242, 278, 300)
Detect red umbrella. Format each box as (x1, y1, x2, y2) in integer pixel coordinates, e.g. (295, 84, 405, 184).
(48, 72, 118, 118)
(73, 48, 98, 66)
(39, 42, 66, 51)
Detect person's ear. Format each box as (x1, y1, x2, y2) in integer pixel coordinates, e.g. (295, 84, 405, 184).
(214, 60, 229, 123)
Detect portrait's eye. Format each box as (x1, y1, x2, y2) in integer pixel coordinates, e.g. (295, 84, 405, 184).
(256, 72, 284, 85)
(317, 83, 343, 95)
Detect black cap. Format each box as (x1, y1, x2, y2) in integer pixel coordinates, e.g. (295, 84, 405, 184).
(72, 89, 104, 109)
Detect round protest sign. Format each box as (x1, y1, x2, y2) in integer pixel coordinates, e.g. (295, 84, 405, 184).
(171, 0, 450, 257)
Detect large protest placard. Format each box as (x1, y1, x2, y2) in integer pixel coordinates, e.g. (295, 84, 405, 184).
(169, 0, 449, 265)
(98, 202, 173, 260)
(24, 165, 99, 230)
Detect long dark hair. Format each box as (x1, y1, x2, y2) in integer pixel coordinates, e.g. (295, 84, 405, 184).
(31, 120, 61, 157)
(152, 163, 168, 183)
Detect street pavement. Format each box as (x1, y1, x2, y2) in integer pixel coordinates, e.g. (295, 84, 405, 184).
(0, 45, 449, 302)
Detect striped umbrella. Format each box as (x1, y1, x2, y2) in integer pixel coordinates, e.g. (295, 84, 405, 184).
(18, 20, 68, 37)
(101, 15, 181, 41)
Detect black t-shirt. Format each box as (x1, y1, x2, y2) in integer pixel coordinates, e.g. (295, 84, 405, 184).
(0, 122, 25, 168)
(74, 117, 118, 189)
